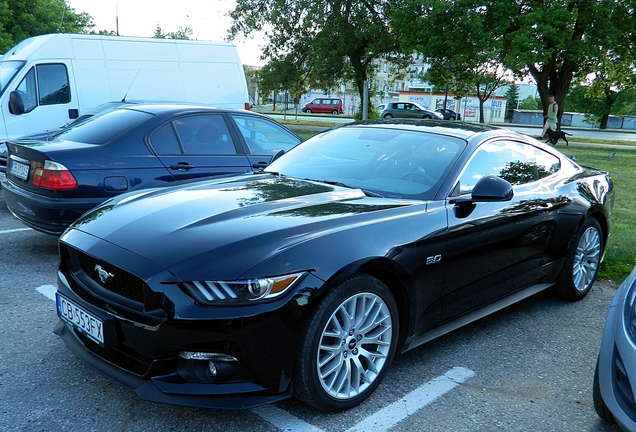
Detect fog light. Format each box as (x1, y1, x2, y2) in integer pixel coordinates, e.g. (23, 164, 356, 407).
(208, 361, 217, 377)
(179, 351, 238, 362)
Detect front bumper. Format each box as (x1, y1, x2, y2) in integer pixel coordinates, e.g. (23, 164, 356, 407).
(54, 242, 323, 409)
(1, 178, 104, 234)
(597, 270, 636, 431)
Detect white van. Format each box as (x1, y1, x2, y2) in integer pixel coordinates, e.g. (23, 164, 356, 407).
(0, 33, 250, 142)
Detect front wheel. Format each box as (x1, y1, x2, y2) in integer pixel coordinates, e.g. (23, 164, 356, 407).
(554, 218, 603, 300)
(293, 274, 399, 412)
(593, 358, 615, 423)
(422, 115, 432, 119)
(305, 108, 313, 114)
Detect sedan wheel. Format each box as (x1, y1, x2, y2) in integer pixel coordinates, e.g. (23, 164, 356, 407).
(555, 218, 602, 300)
(293, 274, 398, 412)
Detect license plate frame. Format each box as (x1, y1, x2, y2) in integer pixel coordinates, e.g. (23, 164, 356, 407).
(56, 293, 105, 345)
(9, 159, 29, 181)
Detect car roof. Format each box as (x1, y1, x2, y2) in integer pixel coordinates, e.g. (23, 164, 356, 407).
(336, 118, 523, 141)
(113, 102, 257, 117)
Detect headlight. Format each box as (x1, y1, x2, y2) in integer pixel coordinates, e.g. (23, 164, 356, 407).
(181, 272, 306, 305)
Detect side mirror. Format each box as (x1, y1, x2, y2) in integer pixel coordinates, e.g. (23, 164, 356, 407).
(9, 91, 24, 115)
(270, 149, 285, 163)
(470, 175, 514, 202)
(455, 175, 514, 204)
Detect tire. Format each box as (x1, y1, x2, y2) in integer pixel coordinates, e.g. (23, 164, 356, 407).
(593, 358, 615, 424)
(331, 109, 339, 115)
(306, 108, 312, 114)
(383, 114, 393, 118)
(554, 218, 603, 300)
(423, 115, 432, 119)
(293, 274, 399, 412)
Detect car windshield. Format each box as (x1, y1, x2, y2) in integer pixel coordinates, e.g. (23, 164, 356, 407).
(266, 126, 465, 199)
(56, 108, 153, 144)
(0, 60, 25, 95)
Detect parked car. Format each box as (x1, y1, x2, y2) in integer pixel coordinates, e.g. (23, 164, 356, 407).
(302, 98, 344, 115)
(54, 119, 613, 412)
(436, 108, 462, 120)
(1, 103, 301, 235)
(594, 265, 636, 431)
(380, 102, 444, 119)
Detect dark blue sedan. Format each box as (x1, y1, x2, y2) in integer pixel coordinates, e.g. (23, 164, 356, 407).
(1, 103, 301, 234)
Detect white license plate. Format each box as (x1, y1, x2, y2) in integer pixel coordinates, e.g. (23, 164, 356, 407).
(9, 159, 29, 180)
(56, 293, 104, 345)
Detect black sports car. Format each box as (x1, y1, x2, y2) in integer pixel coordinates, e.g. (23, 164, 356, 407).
(54, 119, 614, 412)
(1, 103, 301, 234)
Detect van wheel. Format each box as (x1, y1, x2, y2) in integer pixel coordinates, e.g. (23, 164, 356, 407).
(331, 109, 339, 115)
(306, 108, 312, 114)
(293, 274, 399, 412)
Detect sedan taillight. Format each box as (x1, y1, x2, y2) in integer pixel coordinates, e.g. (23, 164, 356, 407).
(33, 161, 77, 190)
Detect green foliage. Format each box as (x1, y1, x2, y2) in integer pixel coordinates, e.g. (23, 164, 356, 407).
(353, 104, 381, 121)
(518, 95, 541, 111)
(0, 0, 93, 53)
(504, 84, 519, 121)
(563, 146, 636, 281)
(153, 25, 192, 40)
(229, 0, 410, 107)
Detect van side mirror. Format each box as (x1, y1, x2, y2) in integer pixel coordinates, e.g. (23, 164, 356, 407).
(9, 91, 25, 115)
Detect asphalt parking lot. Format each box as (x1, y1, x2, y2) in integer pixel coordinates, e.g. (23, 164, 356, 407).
(0, 190, 620, 432)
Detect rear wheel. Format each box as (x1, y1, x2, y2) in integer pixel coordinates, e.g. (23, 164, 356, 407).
(423, 115, 432, 119)
(383, 114, 393, 118)
(593, 358, 615, 423)
(331, 109, 339, 115)
(554, 218, 603, 300)
(293, 274, 399, 412)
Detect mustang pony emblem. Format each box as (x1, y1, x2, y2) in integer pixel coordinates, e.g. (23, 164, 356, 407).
(94, 264, 114, 283)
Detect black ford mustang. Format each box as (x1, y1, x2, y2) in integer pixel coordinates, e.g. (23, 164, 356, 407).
(54, 120, 614, 412)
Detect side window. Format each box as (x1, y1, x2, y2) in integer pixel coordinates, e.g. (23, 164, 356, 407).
(172, 115, 236, 155)
(230, 114, 301, 155)
(457, 141, 560, 195)
(149, 123, 181, 155)
(15, 67, 37, 112)
(37, 64, 70, 105)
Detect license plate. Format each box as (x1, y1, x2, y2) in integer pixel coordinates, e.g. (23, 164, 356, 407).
(9, 159, 29, 180)
(0, 172, 6, 183)
(56, 293, 104, 345)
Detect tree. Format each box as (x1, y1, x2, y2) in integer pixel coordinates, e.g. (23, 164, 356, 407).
(504, 84, 519, 122)
(228, 0, 410, 109)
(0, 0, 93, 53)
(518, 95, 541, 111)
(153, 25, 193, 40)
(394, 0, 636, 129)
(393, 0, 510, 123)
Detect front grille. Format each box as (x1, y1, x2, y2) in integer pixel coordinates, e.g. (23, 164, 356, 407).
(77, 251, 145, 303)
(614, 348, 636, 422)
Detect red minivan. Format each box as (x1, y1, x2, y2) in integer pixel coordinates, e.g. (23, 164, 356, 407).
(302, 98, 344, 115)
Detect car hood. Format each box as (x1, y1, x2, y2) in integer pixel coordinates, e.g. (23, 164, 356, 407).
(69, 173, 415, 280)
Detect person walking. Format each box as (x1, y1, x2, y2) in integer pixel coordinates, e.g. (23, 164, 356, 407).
(540, 95, 558, 138)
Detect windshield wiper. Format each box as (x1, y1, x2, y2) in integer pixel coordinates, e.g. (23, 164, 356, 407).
(323, 179, 384, 198)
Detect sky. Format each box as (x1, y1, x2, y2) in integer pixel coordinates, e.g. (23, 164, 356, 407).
(66, 0, 266, 66)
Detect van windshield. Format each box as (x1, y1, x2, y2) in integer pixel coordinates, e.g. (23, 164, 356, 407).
(0, 60, 25, 95)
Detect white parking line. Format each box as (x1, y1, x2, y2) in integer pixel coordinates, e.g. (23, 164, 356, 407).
(0, 227, 32, 234)
(36, 285, 57, 301)
(35, 287, 474, 431)
(346, 367, 475, 432)
(252, 405, 325, 432)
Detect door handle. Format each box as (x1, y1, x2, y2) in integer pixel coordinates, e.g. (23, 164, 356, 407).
(252, 161, 269, 169)
(536, 203, 554, 212)
(170, 162, 195, 171)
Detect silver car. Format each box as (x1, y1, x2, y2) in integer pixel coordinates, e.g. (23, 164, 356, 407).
(380, 102, 444, 119)
(594, 264, 636, 431)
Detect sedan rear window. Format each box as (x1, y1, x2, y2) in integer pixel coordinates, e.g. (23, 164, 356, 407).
(56, 109, 153, 144)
